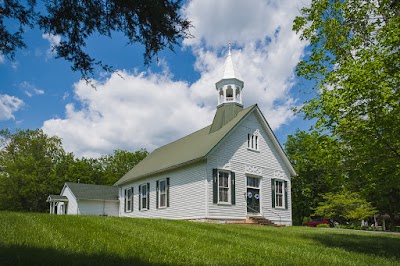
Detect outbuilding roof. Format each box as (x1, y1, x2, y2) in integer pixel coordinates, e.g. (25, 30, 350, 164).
(64, 182, 119, 201)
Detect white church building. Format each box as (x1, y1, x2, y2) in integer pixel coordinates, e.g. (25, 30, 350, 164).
(48, 48, 296, 225)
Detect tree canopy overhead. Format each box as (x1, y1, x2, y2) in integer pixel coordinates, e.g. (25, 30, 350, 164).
(1, 0, 192, 80)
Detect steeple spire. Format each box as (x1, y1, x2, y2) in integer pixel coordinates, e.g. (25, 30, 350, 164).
(210, 44, 245, 133)
(222, 42, 241, 80)
(215, 43, 244, 106)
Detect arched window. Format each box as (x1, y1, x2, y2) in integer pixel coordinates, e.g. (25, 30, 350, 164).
(236, 87, 241, 102)
(226, 86, 233, 102)
(219, 88, 224, 103)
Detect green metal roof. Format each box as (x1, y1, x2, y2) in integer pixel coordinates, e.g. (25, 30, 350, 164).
(115, 104, 257, 186)
(65, 182, 119, 201)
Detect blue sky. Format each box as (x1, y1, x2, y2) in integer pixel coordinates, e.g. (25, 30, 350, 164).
(1, 0, 313, 158)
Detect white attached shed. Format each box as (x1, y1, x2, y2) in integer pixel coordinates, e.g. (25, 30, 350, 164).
(48, 182, 119, 216)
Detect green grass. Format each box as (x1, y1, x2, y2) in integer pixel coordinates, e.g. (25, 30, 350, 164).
(0, 212, 399, 265)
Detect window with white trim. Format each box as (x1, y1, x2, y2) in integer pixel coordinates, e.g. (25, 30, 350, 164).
(124, 187, 133, 212)
(139, 183, 149, 210)
(275, 180, 284, 208)
(218, 171, 230, 203)
(158, 179, 167, 208)
(247, 133, 259, 150)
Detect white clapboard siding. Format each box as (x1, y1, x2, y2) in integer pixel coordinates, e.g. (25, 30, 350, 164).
(119, 161, 206, 219)
(207, 112, 292, 224)
(61, 186, 78, 215)
(78, 200, 119, 216)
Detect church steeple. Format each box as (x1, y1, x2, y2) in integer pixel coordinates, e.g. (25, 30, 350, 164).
(215, 43, 244, 106)
(210, 44, 244, 133)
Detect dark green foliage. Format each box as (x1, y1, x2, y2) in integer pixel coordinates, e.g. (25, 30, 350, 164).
(285, 130, 345, 225)
(0, 129, 68, 212)
(292, 0, 400, 225)
(0, 212, 399, 265)
(0, 129, 147, 212)
(1, 0, 191, 80)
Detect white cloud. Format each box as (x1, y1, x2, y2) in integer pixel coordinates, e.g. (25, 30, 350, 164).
(42, 0, 309, 157)
(19, 81, 45, 97)
(42, 33, 61, 58)
(43, 71, 214, 158)
(0, 53, 4, 64)
(0, 94, 24, 120)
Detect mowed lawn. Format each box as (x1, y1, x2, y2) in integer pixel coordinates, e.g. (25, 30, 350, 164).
(0, 212, 399, 265)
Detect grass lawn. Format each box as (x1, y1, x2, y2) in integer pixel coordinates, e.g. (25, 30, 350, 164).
(0, 212, 399, 265)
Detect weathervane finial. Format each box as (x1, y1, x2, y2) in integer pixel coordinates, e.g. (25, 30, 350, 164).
(228, 41, 231, 55)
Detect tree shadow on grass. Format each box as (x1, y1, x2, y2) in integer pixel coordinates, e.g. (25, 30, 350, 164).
(304, 230, 400, 260)
(0, 245, 167, 266)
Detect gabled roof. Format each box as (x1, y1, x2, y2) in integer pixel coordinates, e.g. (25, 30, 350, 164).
(115, 104, 296, 186)
(63, 182, 119, 201)
(47, 195, 68, 202)
(115, 105, 256, 186)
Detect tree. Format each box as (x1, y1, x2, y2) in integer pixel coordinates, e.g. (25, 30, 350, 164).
(285, 130, 345, 225)
(314, 191, 378, 225)
(100, 149, 148, 185)
(1, 0, 191, 80)
(293, 0, 400, 225)
(0, 129, 68, 212)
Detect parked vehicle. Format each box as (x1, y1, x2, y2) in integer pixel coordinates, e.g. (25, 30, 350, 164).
(303, 218, 332, 227)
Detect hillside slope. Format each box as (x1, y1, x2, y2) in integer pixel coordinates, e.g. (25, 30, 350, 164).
(0, 212, 399, 265)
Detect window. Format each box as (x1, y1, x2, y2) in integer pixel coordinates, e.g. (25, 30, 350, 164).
(139, 183, 149, 210)
(247, 176, 260, 188)
(213, 169, 235, 205)
(247, 133, 259, 150)
(218, 171, 230, 203)
(272, 179, 288, 209)
(156, 178, 170, 208)
(124, 187, 133, 212)
(275, 180, 284, 208)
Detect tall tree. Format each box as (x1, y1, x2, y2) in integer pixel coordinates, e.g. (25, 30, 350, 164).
(0, 129, 68, 212)
(293, 0, 400, 225)
(285, 130, 345, 225)
(1, 0, 191, 80)
(100, 149, 148, 185)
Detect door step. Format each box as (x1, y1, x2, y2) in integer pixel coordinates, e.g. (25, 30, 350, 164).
(246, 216, 277, 226)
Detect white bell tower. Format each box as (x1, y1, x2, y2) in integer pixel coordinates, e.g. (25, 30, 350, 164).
(215, 43, 244, 106)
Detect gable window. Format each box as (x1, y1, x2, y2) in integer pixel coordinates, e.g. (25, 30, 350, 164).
(124, 187, 134, 212)
(156, 178, 170, 208)
(247, 133, 259, 150)
(139, 183, 150, 210)
(271, 179, 288, 209)
(213, 169, 236, 205)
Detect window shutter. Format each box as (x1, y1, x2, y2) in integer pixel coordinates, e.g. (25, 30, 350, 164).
(147, 183, 150, 210)
(284, 181, 288, 210)
(230, 171, 235, 205)
(271, 179, 275, 208)
(213, 169, 218, 204)
(124, 189, 127, 212)
(156, 180, 159, 209)
(131, 187, 134, 212)
(138, 185, 141, 211)
(166, 178, 170, 207)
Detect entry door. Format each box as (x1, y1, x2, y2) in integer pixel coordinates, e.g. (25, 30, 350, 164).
(247, 176, 261, 214)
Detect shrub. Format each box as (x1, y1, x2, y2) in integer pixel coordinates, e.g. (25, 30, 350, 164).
(316, 224, 330, 228)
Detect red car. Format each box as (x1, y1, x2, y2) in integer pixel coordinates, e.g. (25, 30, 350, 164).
(303, 218, 332, 227)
